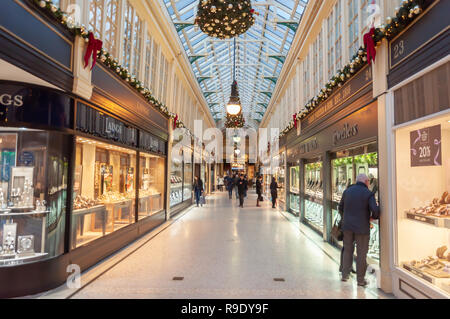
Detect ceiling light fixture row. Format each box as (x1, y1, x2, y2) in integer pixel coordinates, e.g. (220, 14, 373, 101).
(195, 0, 256, 39)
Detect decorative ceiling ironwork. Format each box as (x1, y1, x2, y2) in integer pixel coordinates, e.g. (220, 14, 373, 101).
(163, 0, 309, 128)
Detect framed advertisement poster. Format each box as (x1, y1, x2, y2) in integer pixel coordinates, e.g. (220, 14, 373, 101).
(410, 124, 441, 167)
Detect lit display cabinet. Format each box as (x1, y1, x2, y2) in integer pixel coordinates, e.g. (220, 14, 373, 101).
(137, 152, 165, 220)
(394, 113, 450, 296)
(183, 148, 193, 200)
(0, 129, 70, 266)
(304, 160, 323, 232)
(331, 144, 379, 261)
(170, 155, 183, 207)
(289, 166, 300, 215)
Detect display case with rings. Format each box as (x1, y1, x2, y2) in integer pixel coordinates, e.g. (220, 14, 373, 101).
(304, 159, 323, 233)
(288, 166, 300, 215)
(71, 137, 136, 248)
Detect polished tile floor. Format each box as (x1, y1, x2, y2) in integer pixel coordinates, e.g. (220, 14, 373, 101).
(42, 191, 392, 299)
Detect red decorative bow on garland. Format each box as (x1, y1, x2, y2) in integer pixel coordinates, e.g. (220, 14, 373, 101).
(363, 27, 376, 65)
(84, 32, 103, 70)
(173, 114, 178, 130)
(293, 114, 297, 129)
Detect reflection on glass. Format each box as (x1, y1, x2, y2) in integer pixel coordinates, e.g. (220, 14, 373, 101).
(273, 153, 285, 203)
(170, 153, 183, 207)
(72, 137, 136, 248)
(138, 152, 165, 220)
(395, 115, 450, 296)
(331, 147, 379, 260)
(304, 161, 323, 231)
(184, 149, 192, 200)
(289, 166, 299, 214)
(0, 128, 68, 266)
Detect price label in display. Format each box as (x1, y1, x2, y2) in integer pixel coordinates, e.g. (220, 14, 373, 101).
(410, 124, 441, 167)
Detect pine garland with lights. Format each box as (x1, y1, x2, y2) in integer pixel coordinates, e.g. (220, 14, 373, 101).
(279, 0, 431, 138)
(195, 0, 256, 39)
(225, 112, 245, 128)
(31, 0, 176, 122)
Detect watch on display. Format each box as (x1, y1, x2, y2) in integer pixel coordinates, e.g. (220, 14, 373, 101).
(17, 235, 35, 255)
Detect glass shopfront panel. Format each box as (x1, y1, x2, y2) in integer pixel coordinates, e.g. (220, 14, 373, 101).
(289, 166, 300, 214)
(138, 152, 165, 220)
(331, 144, 379, 260)
(304, 160, 323, 232)
(0, 128, 69, 266)
(72, 137, 136, 248)
(183, 149, 192, 200)
(169, 154, 183, 207)
(273, 153, 286, 205)
(395, 113, 450, 296)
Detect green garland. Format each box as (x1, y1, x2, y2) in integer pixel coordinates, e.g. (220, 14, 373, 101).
(280, 0, 429, 138)
(32, 0, 197, 137)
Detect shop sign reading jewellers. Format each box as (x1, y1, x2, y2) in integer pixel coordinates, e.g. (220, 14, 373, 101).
(410, 124, 441, 167)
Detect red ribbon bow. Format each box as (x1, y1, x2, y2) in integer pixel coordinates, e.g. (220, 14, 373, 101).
(173, 114, 178, 130)
(293, 114, 297, 129)
(84, 32, 103, 70)
(363, 27, 376, 66)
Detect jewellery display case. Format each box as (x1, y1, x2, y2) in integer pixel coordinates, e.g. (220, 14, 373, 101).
(395, 113, 450, 296)
(170, 155, 183, 207)
(72, 137, 136, 248)
(331, 145, 380, 261)
(304, 160, 323, 232)
(289, 166, 300, 214)
(272, 153, 286, 206)
(137, 152, 165, 220)
(0, 129, 67, 266)
(183, 148, 192, 200)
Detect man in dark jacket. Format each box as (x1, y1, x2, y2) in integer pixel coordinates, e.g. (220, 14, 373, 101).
(339, 174, 380, 287)
(193, 176, 204, 207)
(237, 174, 248, 208)
(256, 175, 263, 207)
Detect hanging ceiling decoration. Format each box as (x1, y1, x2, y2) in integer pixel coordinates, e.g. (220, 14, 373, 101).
(195, 0, 256, 39)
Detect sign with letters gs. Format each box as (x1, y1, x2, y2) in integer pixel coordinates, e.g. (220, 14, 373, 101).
(0, 94, 23, 107)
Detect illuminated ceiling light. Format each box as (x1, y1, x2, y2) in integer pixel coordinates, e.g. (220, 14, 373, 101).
(226, 38, 242, 116)
(235, 149, 241, 155)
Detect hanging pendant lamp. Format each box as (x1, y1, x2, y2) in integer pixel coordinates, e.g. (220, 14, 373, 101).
(226, 38, 242, 116)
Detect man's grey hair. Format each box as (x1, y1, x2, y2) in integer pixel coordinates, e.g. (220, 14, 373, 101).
(356, 174, 369, 184)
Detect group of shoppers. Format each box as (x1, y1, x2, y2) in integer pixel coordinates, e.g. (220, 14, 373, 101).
(205, 170, 380, 287)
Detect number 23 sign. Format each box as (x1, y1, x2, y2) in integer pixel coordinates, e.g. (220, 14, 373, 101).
(410, 124, 441, 167)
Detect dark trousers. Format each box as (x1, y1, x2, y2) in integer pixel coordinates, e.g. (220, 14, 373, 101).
(271, 193, 277, 208)
(342, 230, 370, 282)
(256, 192, 261, 206)
(228, 188, 232, 198)
(239, 194, 245, 207)
(195, 190, 202, 206)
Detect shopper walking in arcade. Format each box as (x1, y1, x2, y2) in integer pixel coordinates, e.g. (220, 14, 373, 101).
(237, 174, 248, 208)
(256, 175, 263, 207)
(193, 176, 204, 207)
(270, 177, 278, 209)
(233, 174, 240, 199)
(338, 174, 380, 287)
(225, 174, 233, 199)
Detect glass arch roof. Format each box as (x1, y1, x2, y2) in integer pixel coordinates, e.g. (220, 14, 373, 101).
(162, 0, 309, 128)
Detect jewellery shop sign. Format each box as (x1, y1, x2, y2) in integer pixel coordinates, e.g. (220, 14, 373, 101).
(0, 82, 72, 128)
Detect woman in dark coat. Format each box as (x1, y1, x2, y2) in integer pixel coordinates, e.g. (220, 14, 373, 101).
(256, 175, 263, 207)
(270, 177, 278, 208)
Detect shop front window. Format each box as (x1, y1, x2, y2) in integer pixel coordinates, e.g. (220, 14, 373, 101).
(72, 137, 136, 248)
(0, 128, 69, 266)
(137, 152, 165, 220)
(304, 160, 323, 232)
(289, 165, 300, 214)
(169, 154, 183, 207)
(331, 144, 379, 260)
(184, 149, 192, 200)
(395, 114, 450, 296)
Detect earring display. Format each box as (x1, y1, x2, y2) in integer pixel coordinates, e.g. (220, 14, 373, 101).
(304, 161, 324, 231)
